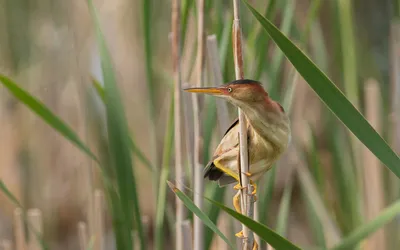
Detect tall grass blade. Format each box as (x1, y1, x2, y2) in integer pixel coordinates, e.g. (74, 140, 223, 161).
(92, 78, 154, 172)
(87, 1, 145, 249)
(331, 200, 400, 250)
(0, 179, 22, 207)
(205, 196, 301, 250)
(0, 74, 98, 162)
(243, 1, 400, 179)
(155, 90, 175, 250)
(142, 0, 159, 175)
(204, 186, 226, 250)
(296, 161, 342, 246)
(167, 181, 235, 249)
(275, 179, 293, 236)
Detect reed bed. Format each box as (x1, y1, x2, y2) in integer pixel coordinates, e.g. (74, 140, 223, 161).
(0, 0, 399, 250)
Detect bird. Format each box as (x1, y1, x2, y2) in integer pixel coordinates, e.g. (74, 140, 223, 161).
(184, 79, 291, 246)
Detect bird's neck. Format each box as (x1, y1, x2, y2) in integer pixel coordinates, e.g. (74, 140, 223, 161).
(241, 102, 290, 152)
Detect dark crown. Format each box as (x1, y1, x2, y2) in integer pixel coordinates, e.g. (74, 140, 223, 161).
(227, 79, 261, 85)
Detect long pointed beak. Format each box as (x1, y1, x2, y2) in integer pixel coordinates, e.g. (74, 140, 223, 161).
(183, 87, 225, 95)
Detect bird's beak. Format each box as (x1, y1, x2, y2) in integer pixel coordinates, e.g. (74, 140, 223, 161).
(183, 87, 225, 96)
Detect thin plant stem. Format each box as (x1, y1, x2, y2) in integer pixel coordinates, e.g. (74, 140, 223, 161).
(362, 79, 386, 250)
(193, 0, 205, 249)
(141, 0, 159, 173)
(206, 34, 232, 249)
(232, 0, 254, 249)
(206, 34, 230, 130)
(94, 190, 104, 250)
(389, 21, 400, 249)
(172, 0, 186, 249)
(155, 91, 174, 250)
(27, 209, 42, 250)
(294, 154, 342, 247)
(14, 208, 26, 250)
(182, 219, 193, 250)
(78, 222, 88, 250)
(0, 240, 12, 250)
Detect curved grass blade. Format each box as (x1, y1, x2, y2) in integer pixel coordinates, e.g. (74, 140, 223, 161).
(87, 1, 145, 249)
(242, 1, 400, 179)
(204, 185, 226, 250)
(92, 78, 154, 172)
(167, 181, 235, 249)
(154, 91, 175, 250)
(0, 179, 22, 207)
(275, 179, 293, 236)
(205, 196, 302, 250)
(0, 180, 49, 250)
(0, 74, 98, 163)
(331, 200, 400, 250)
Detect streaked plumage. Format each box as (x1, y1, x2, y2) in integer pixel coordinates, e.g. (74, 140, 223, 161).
(189, 79, 291, 188)
(184, 79, 290, 247)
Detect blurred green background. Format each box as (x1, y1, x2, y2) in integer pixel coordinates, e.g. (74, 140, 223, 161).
(0, 0, 399, 249)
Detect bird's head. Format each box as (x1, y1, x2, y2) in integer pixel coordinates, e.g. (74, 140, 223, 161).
(185, 79, 291, 150)
(184, 79, 285, 117)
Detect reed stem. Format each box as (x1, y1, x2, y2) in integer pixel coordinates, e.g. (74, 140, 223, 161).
(27, 209, 42, 250)
(193, 0, 205, 249)
(14, 208, 26, 250)
(232, 0, 254, 249)
(362, 79, 386, 250)
(77, 222, 88, 250)
(172, 0, 186, 249)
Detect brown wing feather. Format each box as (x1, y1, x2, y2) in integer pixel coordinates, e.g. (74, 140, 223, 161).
(204, 118, 240, 181)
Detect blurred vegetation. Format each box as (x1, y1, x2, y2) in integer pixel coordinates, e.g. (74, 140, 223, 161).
(0, 0, 399, 250)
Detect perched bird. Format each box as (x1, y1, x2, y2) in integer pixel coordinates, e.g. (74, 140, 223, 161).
(184, 79, 291, 219)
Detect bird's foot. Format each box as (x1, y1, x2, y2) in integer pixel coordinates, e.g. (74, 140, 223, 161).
(235, 230, 244, 238)
(249, 181, 257, 196)
(234, 231, 259, 250)
(243, 171, 252, 177)
(247, 181, 257, 202)
(233, 190, 241, 213)
(233, 182, 258, 201)
(252, 240, 259, 250)
(233, 183, 244, 190)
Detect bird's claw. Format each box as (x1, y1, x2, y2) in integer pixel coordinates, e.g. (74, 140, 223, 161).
(233, 182, 258, 201)
(235, 231, 259, 250)
(233, 183, 244, 190)
(243, 171, 252, 177)
(252, 240, 259, 250)
(235, 230, 244, 238)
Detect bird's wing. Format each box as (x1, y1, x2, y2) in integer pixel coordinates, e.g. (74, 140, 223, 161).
(203, 118, 239, 179)
(214, 118, 240, 156)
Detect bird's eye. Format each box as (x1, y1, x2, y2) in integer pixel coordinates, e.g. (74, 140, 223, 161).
(228, 87, 232, 92)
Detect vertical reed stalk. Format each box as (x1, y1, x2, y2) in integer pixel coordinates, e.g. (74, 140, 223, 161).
(232, 1, 254, 249)
(182, 219, 193, 249)
(14, 208, 26, 250)
(172, 0, 186, 249)
(78, 222, 88, 250)
(27, 209, 42, 250)
(390, 21, 400, 180)
(389, 20, 400, 249)
(207, 34, 236, 250)
(193, 0, 205, 249)
(94, 190, 104, 250)
(0, 240, 12, 250)
(362, 79, 385, 250)
(206, 35, 230, 130)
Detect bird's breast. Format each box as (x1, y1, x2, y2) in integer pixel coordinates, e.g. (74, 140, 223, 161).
(247, 127, 284, 178)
